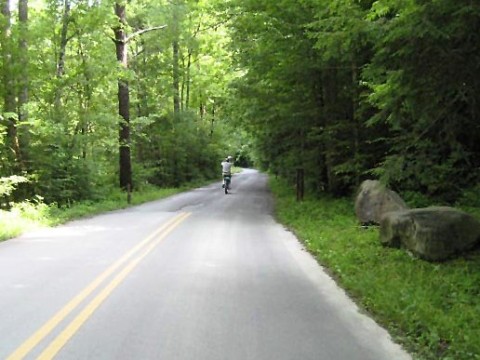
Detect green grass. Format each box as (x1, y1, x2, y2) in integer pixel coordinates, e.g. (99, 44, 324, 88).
(0, 171, 234, 241)
(270, 178, 480, 360)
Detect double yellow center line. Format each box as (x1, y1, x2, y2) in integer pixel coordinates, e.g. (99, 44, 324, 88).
(8, 212, 191, 360)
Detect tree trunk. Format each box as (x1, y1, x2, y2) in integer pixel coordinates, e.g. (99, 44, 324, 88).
(134, 39, 148, 163)
(312, 69, 328, 190)
(180, 51, 185, 111)
(137, 38, 149, 118)
(76, 39, 92, 160)
(1, 0, 21, 166)
(185, 48, 192, 110)
(54, 0, 71, 109)
(114, 2, 132, 190)
(199, 101, 205, 121)
(18, 0, 29, 166)
(322, 68, 340, 194)
(172, 40, 180, 115)
(351, 58, 360, 188)
(210, 100, 215, 136)
(185, 18, 200, 111)
(172, 1, 180, 116)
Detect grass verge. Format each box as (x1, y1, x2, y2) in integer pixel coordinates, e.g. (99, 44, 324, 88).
(270, 177, 480, 360)
(0, 181, 209, 242)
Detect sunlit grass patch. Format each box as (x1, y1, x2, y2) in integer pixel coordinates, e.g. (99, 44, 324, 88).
(0, 184, 194, 242)
(0, 200, 50, 240)
(0, 210, 32, 240)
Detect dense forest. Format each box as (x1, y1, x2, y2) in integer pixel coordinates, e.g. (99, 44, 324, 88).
(224, 0, 480, 204)
(1, 0, 479, 208)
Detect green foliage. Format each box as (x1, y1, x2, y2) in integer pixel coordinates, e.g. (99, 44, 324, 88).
(0, 0, 238, 207)
(222, 0, 480, 202)
(1, 0, 478, 219)
(399, 190, 433, 209)
(364, 0, 480, 202)
(0, 175, 29, 209)
(131, 111, 224, 187)
(0, 175, 28, 197)
(456, 185, 480, 211)
(222, 0, 379, 196)
(28, 0, 480, 204)
(0, 196, 51, 240)
(271, 177, 480, 360)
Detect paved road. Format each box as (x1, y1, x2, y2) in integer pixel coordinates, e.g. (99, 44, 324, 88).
(0, 169, 411, 360)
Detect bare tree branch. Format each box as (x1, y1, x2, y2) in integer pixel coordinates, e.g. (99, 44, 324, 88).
(126, 25, 167, 43)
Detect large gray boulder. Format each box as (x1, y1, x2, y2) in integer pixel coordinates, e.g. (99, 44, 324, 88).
(380, 207, 480, 261)
(354, 180, 408, 225)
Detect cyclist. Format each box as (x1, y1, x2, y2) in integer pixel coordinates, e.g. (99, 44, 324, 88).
(221, 156, 233, 189)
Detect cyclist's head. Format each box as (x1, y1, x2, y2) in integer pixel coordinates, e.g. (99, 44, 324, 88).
(227, 155, 233, 161)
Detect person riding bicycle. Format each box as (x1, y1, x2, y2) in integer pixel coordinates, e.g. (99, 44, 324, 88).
(221, 156, 233, 189)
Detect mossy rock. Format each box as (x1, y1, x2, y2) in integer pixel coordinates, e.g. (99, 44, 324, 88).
(355, 180, 408, 225)
(380, 207, 480, 261)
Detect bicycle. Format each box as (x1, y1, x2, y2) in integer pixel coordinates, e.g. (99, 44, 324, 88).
(222, 174, 231, 194)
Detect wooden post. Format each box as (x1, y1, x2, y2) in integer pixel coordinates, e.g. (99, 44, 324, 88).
(296, 168, 304, 201)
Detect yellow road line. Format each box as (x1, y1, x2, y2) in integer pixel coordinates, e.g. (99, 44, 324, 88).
(7, 212, 190, 360)
(37, 212, 191, 360)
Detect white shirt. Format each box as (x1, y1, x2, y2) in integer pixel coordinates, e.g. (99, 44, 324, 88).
(221, 161, 233, 174)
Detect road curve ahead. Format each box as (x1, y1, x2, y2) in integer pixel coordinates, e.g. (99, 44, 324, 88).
(0, 169, 411, 360)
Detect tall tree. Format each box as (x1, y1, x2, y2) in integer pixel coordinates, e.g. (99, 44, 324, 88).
(54, 0, 71, 109)
(171, 0, 182, 116)
(113, 1, 168, 190)
(113, 1, 132, 190)
(365, 0, 480, 201)
(11, 0, 29, 175)
(308, 0, 375, 193)
(18, 0, 28, 149)
(1, 0, 21, 168)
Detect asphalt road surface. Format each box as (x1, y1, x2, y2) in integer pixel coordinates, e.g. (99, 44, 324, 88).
(0, 169, 411, 360)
